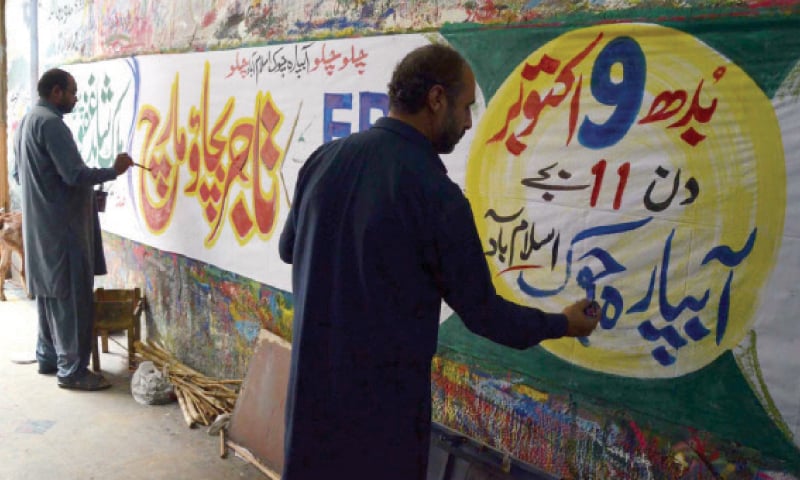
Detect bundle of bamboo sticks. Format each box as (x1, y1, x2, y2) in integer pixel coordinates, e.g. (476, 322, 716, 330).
(135, 340, 242, 428)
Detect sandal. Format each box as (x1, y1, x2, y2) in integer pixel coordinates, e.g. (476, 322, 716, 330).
(57, 370, 112, 391)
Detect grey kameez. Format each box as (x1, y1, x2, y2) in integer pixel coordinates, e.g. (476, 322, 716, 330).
(13, 99, 118, 379)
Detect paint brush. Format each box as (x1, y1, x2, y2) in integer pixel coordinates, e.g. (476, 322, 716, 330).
(133, 162, 151, 171)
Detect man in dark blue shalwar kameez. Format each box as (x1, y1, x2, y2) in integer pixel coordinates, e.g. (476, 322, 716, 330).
(279, 44, 600, 479)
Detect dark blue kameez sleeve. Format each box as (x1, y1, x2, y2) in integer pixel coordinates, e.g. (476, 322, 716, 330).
(279, 197, 297, 264)
(279, 149, 318, 264)
(432, 188, 567, 349)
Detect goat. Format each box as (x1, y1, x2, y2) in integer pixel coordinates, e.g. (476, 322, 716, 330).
(0, 211, 29, 301)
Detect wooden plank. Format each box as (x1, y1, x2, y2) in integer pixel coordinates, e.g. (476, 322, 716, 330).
(225, 329, 291, 477)
(225, 440, 281, 480)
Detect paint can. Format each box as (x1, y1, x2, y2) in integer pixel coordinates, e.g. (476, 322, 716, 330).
(95, 189, 108, 212)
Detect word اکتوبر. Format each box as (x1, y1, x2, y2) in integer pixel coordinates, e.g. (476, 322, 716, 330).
(488, 32, 724, 155)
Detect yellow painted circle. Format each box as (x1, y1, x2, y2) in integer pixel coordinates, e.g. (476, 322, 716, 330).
(466, 24, 785, 378)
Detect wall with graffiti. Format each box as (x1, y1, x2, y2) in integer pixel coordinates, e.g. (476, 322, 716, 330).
(5, 0, 800, 478)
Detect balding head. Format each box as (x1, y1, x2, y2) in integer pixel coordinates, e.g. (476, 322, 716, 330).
(388, 44, 470, 116)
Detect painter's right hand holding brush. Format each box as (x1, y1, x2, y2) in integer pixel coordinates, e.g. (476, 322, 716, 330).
(562, 299, 601, 337)
(113, 152, 135, 175)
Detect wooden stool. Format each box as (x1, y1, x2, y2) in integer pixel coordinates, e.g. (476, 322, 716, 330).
(91, 287, 144, 372)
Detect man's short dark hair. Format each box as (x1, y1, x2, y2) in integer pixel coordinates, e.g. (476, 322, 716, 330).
(388, 43, 468, 115)
(37, 68, 72, 99)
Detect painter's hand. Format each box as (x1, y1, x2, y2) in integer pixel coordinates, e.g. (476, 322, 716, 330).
(113, 152, 134, 175)
(562, 299, 600, 337)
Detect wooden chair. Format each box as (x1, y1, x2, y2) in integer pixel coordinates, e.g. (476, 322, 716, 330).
(91, 287, 144, 372)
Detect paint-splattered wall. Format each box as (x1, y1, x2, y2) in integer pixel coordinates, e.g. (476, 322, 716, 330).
(6, 1, 800, 478)
(34, 0, 798, 63)
(99, 232, 293, 379)
(38, 0, 715, 62)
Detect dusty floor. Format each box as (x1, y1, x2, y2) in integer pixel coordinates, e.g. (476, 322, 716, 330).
(0, 280, 266, 480)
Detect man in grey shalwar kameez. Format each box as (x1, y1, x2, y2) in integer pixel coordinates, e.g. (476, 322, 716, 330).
(13, 68, 133, 390)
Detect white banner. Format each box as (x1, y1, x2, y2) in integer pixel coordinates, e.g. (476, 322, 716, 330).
(64, 33, 485, 292)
